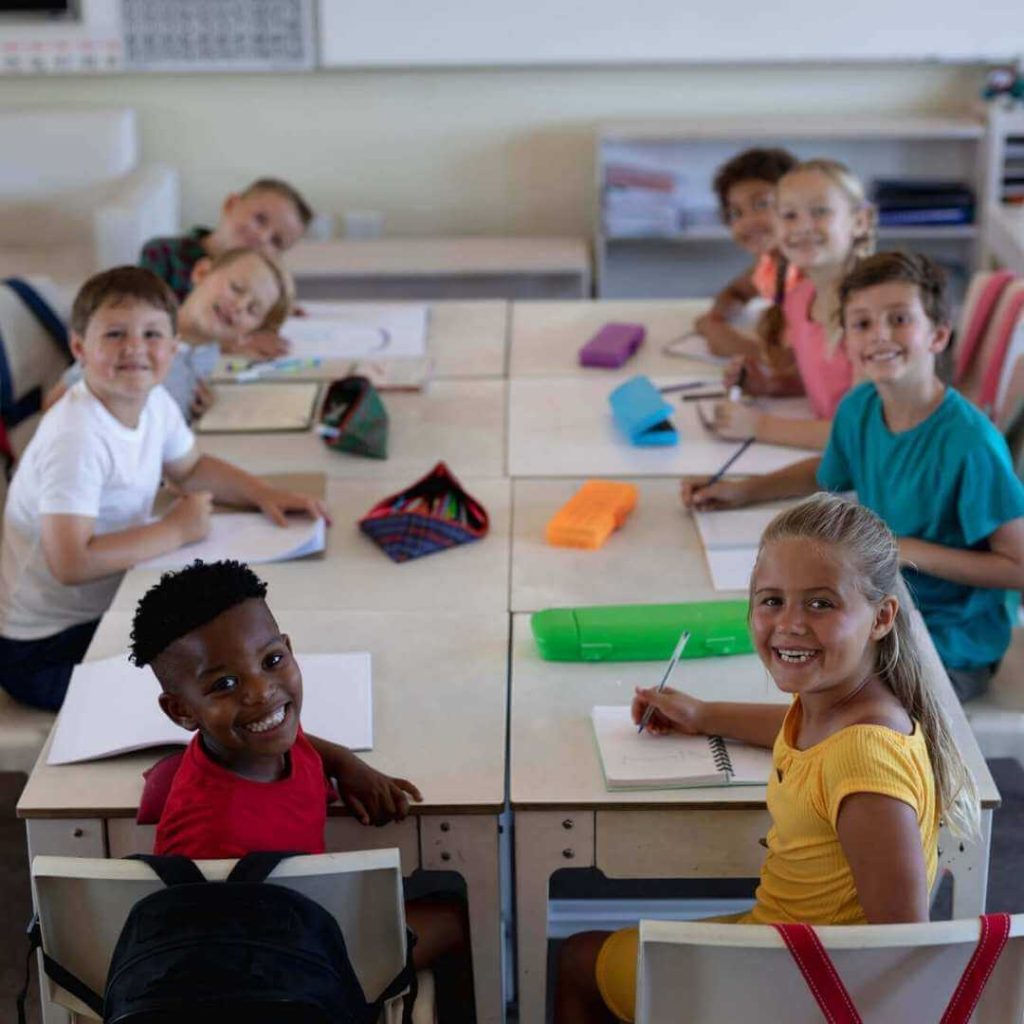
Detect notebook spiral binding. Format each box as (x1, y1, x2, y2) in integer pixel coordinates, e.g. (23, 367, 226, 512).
(709, 735, 734, 775)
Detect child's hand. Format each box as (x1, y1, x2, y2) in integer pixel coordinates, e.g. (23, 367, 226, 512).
(695, 310, 724, 336)
(724, 355, 776, 396)
(189, 380, 215, 420)
(711, 399, 761, 441)
(333, 752, 424, 826)
(165, 491, 213, 544)
(235, 330, 291, 361)
(631, 686, 705, 736)
(681, 476, 752, 511)
(252, 486, 332, 528)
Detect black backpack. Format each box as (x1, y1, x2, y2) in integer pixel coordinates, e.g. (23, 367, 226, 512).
(18, 851, 417, 1024)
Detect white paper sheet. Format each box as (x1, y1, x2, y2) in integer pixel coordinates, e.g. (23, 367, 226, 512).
(49, 651, 373, 765)
(195, 382, 321, 433)
(136, 514, 325, 572)
(664, 332, 730, 367)
(693, 504, 794, 591)
(282, 303, 429, 361)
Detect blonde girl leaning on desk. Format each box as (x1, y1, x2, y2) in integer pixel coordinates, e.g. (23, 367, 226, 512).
(554, 495, 979, 1024)
(711, 158, 875, 450)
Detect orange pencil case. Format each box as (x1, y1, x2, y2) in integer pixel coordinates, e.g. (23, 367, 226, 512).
(545, 480, 638, 550)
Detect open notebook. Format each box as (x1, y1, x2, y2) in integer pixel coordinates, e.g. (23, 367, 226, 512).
(591, 706, 772, 790)
(136, 513, 325, 572)
(48, 651, 373, 765)
(195, 382, 321, 433)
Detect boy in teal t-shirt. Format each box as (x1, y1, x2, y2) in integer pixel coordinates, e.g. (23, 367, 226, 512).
(683, 252, 1024, 700)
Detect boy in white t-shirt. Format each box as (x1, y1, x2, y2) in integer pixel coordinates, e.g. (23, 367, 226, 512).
(0, 266, 326, 710)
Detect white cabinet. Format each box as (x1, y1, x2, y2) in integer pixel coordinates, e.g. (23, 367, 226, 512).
(595, 115, 987, 300)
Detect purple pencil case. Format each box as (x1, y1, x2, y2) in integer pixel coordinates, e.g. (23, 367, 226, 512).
(579, 322, 645, 369)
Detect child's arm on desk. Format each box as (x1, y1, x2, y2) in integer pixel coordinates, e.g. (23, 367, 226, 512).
(696, 272, 763, 358)
(40, 495, 212, 586)
(631, 686, 786, 749)
(711, 401, 832, 450)
(681, 456, 821, 511)
(164, 449, 330, 525)
(899, 518, 1024, 590)
(307, 734, 423, 826)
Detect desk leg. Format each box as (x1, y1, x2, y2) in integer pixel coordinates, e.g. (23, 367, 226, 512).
(421, 814, 503, 1024)
(514, 810, 595, 1024)
(942, 808, 993, 917)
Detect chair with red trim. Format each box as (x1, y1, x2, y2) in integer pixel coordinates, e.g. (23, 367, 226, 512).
(636, 915, 1024, 1023)
(953, 270, 1016, 406)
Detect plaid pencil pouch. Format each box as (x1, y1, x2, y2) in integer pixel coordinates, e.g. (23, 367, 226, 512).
(359, 461, 489, 563)
(317, 375, 389, 459)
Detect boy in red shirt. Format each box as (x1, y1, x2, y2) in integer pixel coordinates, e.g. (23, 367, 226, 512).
(130, 559, 469, 1013)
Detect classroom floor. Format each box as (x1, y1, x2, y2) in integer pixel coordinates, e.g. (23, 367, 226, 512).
(4, 761, 1024, 1024)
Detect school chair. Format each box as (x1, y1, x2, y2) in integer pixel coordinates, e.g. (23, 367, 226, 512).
(635, 915, 1024, 1023)
(965, 625, 1024, 770)
(0, 108, 179, 283)
(30, 848, 436, 1024)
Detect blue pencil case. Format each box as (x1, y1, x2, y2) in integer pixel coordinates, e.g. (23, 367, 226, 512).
(608, 375, 677, 446)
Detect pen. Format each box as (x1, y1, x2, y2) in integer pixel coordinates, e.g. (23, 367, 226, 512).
(705, 436, 755, 487)
(659, 380, 714, 395)
(728, 365, 747, 403)
(680, 389, 727, 402)
(637, 629, 691, 734)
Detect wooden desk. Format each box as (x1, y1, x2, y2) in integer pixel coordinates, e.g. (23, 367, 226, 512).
(509, 299, 713, 378)
(509, 609, 999, 1023)
(286, 237, 591, 301)
(19, 609, 509, 1024)
(213, 301, 509, 382)
(986, 204, 1024, 275)
(198, 379, 507, 480)
(111, 477, 511, 616)
(507, 376, 816, 478)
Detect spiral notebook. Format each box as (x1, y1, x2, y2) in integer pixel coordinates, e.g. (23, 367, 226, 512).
(591, 706, 772, 790)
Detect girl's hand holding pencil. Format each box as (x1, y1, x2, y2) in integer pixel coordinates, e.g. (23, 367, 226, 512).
(711, 398, 761, 441)
(631, 686, 706, 737)
(680, 475, 753, 511)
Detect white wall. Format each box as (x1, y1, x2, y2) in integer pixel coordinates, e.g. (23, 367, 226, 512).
(0, 64, 986, 238)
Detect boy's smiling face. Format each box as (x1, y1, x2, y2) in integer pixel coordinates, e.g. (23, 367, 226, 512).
(153, 597, 302, 781)
(183, 252, 281, 345)
(216, 189, 306, 258)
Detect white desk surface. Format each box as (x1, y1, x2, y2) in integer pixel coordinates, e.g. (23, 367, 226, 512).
(987, 204, 1024, 275)
(507, 376, 816, 478)
(511, 477, 742, 612)
(18, 609, 509, 818)
(509, 610, 998, 810)
(212, 301, 508, 382)
(286, 237, 590, 279)
(509, 299, 717, 378)
(198, 379, 506, 480)
(111, 477, 511, 616)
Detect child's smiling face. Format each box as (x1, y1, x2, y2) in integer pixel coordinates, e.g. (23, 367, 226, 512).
(750, 538, 895, 699)
(154, 598, 302, 781)
(184, 252, 281, 345)
(724, 179, 779, 257)
(842, 281, 950, 387)
(217, 188, 306, 258)
(775, 169, 867, 271)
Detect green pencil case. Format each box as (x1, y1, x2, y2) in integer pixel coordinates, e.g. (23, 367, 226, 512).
(530, 600, 753, 662)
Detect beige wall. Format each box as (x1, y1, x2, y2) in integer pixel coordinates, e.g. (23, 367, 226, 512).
(0, 64, 985, 238)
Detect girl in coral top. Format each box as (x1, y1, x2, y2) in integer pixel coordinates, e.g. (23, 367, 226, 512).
(554, 494, 979, 1023)
(711, 159, 874, 450)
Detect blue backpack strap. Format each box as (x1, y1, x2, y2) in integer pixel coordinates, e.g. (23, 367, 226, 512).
(3, 277, 71, 358)
(125, 853, 207, 886)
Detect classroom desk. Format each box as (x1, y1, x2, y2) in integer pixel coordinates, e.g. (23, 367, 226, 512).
(986, 204, 1024, 275)
(509, 298, 716, 378)
(212, 300, 510, 382)
(286, 237, 591, 301)
(507, 375, 816, 478)
(509, 607, 1000, 1023)
(110, 477, 511, 616)
(198, 378, 507, 480)
(18, 609, 509, 1024)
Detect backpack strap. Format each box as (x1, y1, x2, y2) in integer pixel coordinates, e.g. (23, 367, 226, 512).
(773, 922, 863, 1024)
(374, 927, 419, 1024)
(126, 853, 207, 886)
(2, 277, 71, 358)
(940, 913, 1012, 1024)
(17, 913, 104, 1024)
(955, 270, 1016, 385)
(225, 850, 302, 884)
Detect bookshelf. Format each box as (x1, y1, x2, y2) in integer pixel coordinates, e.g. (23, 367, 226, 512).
(594, 115, 988, 300)
(981, 105, 1024, 272)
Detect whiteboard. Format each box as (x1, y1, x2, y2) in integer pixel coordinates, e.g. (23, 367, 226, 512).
(318, 0, 1021, 67)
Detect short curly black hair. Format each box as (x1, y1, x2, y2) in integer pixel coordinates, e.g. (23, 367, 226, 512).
(712, 147, 799, 217)
(130, 560, 268, 668)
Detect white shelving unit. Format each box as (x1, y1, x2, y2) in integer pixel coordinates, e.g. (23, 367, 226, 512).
(981, 104, 1024, 271)
(595, 115, 988, 300)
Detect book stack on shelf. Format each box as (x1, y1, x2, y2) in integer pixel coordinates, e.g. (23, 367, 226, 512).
(871, 179, 975, 227)
(603, 163, 687, 238)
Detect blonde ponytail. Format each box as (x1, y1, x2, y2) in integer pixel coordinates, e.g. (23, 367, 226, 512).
(756, 494, 980, 839)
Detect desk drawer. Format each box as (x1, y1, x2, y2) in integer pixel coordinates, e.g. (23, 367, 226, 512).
(26, 819, 106, 860)
(596, 809, 770, 878)
(325, 816, 420, 874)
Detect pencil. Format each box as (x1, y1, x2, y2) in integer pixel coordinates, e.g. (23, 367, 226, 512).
(637, 629, 691, 734)
(705, 436, 755, 486)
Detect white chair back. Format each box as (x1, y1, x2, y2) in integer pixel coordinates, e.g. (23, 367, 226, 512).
(636, 917, 1024, 1024)
(32, 848, 409, 1019)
